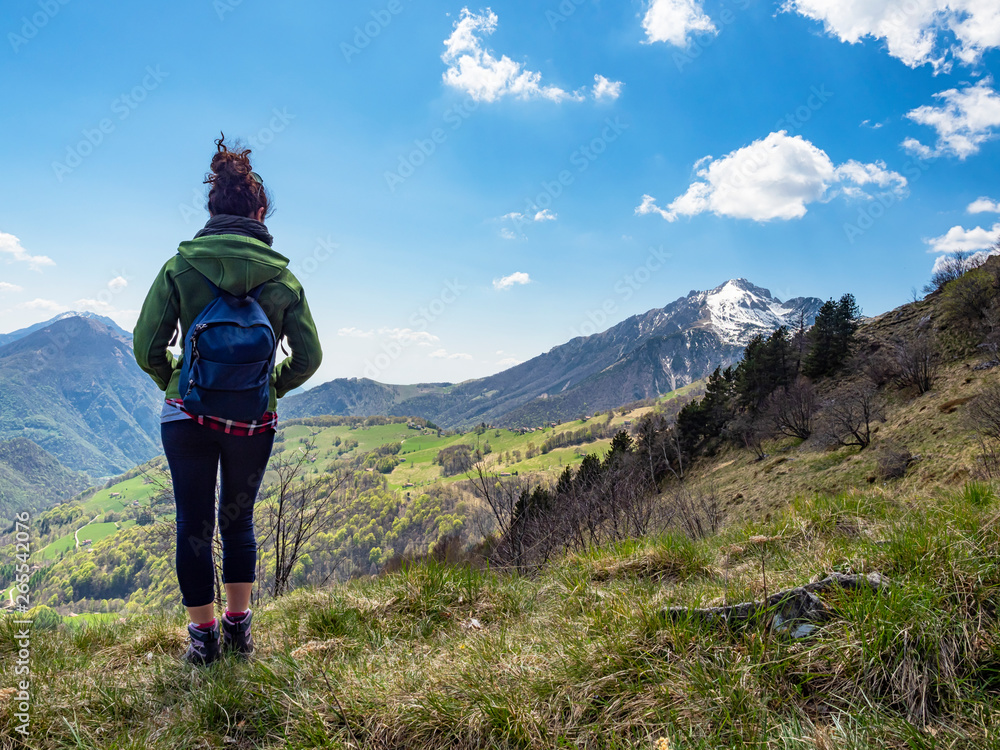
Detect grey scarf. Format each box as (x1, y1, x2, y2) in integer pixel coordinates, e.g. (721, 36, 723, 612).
(194, 214, 273, 246)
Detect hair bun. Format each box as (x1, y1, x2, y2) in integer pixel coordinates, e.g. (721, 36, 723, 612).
(210, 148, 251, 177)
(203, 133, 271, 219)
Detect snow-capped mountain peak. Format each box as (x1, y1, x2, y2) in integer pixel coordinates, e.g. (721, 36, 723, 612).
(701, 279, 816, 346)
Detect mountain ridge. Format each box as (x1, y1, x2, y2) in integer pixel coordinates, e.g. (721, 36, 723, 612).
(0, 316, 161, 478)
(0, 280, 821, 493)
(284, 278, 823, 427)
(0, 311, 132, 348)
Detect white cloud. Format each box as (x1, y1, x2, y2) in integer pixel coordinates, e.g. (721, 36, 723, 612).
(341, 326, 439, 345)
(0, 232, 55, 271)
(592, 74, 623, 101)
(496, 357, 521, 368)
(493, 271, 532, 290)
(338, 327, 375, 338)
(380, 328, 439, 346)
(636, 131, 907, 223)
(969, 197, 1000, 213)
(635, 195, 673, 221)
(11, 293, 137, 328)
(71, 298, 139, 319)
(782, 0, 1000, 70)
(340, 326, 439, 346)
(498, 208, 557, 239)
(0, 282, 22, 292)
(502, 209, 557, 222)
(642, 0, 716, 47)
(429, 348, 473, 360)
(74, 298, 115, 314)
(926, 223, 1000, 253)
(19, 298, 68, 313)
(903, 80, 1000, 159)
(442, 8, 582, 103)
(107, 276, 128, 292)
(901, 137, 936, 159)
(834, 158, 910, 197)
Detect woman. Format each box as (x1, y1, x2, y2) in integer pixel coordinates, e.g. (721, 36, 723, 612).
(134, 136, 322, 665)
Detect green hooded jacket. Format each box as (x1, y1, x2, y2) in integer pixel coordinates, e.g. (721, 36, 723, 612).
(133, 233, 322, 411)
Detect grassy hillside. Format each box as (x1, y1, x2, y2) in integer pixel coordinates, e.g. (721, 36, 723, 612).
(0, 438, 90, 522)
(678, 358, 991, 521)
(4, 483, 998, 749)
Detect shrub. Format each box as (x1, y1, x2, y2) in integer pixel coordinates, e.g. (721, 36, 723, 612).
(892, 334, 937, 394)
(821, 384, 885, 450)
(941, 268, 995, 329)
(723, 412, 770, 460)
(766, 378, 816, 439)
(27, 604, 62, 630)
(856, 346, 900, 389)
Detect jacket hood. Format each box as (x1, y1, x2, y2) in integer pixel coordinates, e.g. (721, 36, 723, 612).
(177, 234, 290, 296)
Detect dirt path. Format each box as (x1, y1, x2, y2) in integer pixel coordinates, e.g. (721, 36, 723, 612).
(74, 514, 99, 550)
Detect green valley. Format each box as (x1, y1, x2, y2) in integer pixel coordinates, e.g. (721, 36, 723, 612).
(10, 397, 689, 618)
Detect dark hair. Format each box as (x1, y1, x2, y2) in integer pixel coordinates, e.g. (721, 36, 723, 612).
(204, 133, 273, 219)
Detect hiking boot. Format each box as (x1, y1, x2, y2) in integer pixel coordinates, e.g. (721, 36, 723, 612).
(221, 609, 254, 658)
(184, 621, 221, 666)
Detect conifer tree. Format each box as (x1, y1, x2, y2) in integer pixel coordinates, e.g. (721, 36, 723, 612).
(734, 328, 795, 412)
(604, 430, 634, 467)
(802, 294, 860, 378)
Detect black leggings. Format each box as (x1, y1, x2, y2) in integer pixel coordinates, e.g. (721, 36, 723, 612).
(161, 420, 274, 607)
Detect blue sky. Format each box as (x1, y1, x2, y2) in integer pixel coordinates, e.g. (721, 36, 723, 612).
(1, 0, 999, 386)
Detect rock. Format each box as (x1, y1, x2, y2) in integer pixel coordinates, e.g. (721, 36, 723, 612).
(663, 572, 889, 638)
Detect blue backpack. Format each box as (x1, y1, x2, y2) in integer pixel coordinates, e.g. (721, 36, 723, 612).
(178, 279, 277, 422)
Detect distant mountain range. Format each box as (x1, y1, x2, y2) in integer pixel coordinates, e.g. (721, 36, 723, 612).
(0, 311, 132, 348)
(0, 316, 161, 478)
(284, 279, 823, 427)
(0, 278, 821, 507)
